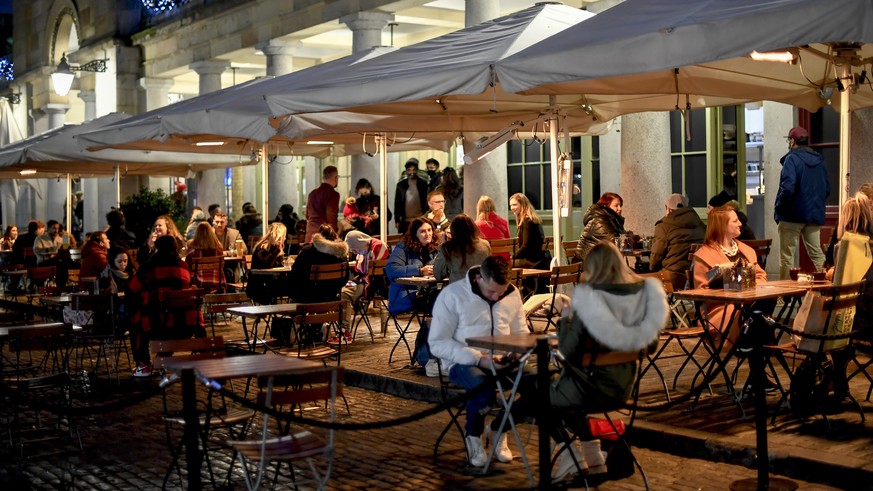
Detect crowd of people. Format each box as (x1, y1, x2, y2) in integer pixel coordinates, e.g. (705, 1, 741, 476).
(4, 134, 872, 482)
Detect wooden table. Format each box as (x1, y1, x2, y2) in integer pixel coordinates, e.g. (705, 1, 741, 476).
(467, 333, 552, 488)
(161, 353, 324, 490)
(40, 295, 72, 306)
(0, 322, 66, 374)
(227, 303, 300, 352)
(249, 266, 291, 275)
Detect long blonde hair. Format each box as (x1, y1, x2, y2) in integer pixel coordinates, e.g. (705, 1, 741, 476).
(476, 195, 497, 223)
(254, 222, 286, 251)
(154, 215, 184, 242)
(584, 241, 640, 285)
(509, 193, 541, 224)
(837, 192, 873, 239)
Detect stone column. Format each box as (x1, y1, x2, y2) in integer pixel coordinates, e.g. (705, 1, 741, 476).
(619, 113, 672, 236)
(463, 1, 507, 220)
(342, 11, 394, 202)
(190, 61, 231, 212)
(78, 90, 97, 121)
(138, 77, 175, 191)
(851, 107, 873, 193)
(43, 103, 70, 222)
(258, 40, 299, 216)
(762, 101, 794, 277)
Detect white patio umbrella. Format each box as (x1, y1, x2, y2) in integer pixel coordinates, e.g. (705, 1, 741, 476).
(494, 0, 873, 205)
(0, 112, 256, 232)
(261, 2, 599, 258)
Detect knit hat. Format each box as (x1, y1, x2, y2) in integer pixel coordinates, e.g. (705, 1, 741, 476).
(664, 193, 689, 210)
(405, 157, 420, 169)
(344, 231, 372, 253)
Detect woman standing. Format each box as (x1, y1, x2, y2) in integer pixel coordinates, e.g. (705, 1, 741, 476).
(434, 215, 491, 284)
(186, 222, 225, 292)
(128, 236, 203, 377)
(576, 192, 626, 265)
(352, 178, 390, 237)
(246, 222, 287, 305)
(550, 241, 667, 482)
(138, 215, 186, 266)
(509, 193, 547, 270)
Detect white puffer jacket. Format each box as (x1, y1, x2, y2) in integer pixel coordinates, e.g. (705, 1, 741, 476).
(429, 268, 526, 372)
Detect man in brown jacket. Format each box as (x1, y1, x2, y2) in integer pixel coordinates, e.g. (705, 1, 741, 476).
(305, 165, 340, 242)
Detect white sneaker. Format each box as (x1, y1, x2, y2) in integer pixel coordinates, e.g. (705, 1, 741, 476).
(425, 358, 440, 377)
(465, 435, 487, 467)
(582, 440, 608, 475)
(551, 442, 585, 483)
(489, 429, 513, 463)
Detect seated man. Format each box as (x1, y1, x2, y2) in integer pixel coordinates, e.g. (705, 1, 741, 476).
(649, 193, 705, 290)
(428, 256, 531, 467)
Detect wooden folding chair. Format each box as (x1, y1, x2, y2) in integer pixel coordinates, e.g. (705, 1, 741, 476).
(488, 237, 517, 259)
(24, 265, 57, 304)
(189, 255, 227, 293)
(526, 263, 583, 333)
(203, 292, 252, 337)
(228, 367, 343, 491)
(350, 259, 388, 343)
(743, 239, 773, 269)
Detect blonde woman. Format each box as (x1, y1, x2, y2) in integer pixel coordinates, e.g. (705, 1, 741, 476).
(247, 222, 287, 304)
(475, 195, 510, 240)
(509, 193, 547, 270)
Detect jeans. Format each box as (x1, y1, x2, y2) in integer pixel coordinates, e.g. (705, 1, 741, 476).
(778, 221, 825, 279)
(449, 363, 536, 437)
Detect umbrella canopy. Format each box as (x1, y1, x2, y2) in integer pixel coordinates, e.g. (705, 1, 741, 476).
(264, 3, 600, 134)
(494, 0, 873, 203)
(0, 113, 256, 175)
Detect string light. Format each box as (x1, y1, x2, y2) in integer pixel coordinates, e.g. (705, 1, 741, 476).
(0, 56, 13, 81)
(141, 0, 190, 15)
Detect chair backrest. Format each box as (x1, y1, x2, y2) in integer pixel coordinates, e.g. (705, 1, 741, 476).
(203, 292, 252, 314)
(488, 237, 518, 258)
(295, 300, 342, 327)
(27, 265, 56, 281)
(743, 239, 772, 269)
(386, 234, 403, 248)
(366, 259, 389, 296)
(160, 288, 203, 327)
(257, 366, 344, 408)
(562, 240, 578, 260)
(541, 236, 560, 254)
(246, 235, 262, 250)
(151, 335, 226, 369)
(548, 262, 584, 288)
(189, 255, 226, 291)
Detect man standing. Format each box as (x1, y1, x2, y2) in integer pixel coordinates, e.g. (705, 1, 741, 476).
(775, 126, 829, 278)
(305, 165, 340, 243)
(428, 256, 530, 467)
(426, 157, 441, 192)
(393, 158, 428, 234)
(650, 193, 705, 290)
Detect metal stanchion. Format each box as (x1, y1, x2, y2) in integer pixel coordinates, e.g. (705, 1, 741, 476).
(181, 368, 204, 490)
(536, 337, 551, 489)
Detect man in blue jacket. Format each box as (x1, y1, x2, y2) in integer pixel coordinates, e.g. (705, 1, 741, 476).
(774, 126, 830, 279)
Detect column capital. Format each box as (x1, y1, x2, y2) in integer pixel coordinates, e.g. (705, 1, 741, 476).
(255, 39, 301, 57)
(42, 103, 71, 116)
(137, 76, 174, 92)
(189, 60, 231, 77)
(77, 90, 96, 104)
(340, 11, 394, 31)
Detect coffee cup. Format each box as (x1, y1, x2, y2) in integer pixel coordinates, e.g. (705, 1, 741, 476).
(789, 267, 802, 281)
(811, 271, 826, 282)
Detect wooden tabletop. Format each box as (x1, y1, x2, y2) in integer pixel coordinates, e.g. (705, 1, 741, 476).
(515, 268, 551, 278)
(250, 267, 292, 275)
(466, 333, 551, 352)
(395, 276, 444, 287)
(0, 322, 65, 338)
(41, 295, 72, 306)
(227, 303, 300, 317)
(0, 269, 26, 276)
(674, 282, 810, 303)
(161, 353, 323, 381)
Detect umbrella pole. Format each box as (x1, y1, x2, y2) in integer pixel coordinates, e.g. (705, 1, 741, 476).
(115, 165, 121, 208)
(261, 143, 269, 235)
(66, 173, 72, 234)
(548, 102, 562, 264)
(839, 63, 851, 205)
(379, 134, 388, 244)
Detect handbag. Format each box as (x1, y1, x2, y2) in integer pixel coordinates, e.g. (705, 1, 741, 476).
(792, 289, 853, 352)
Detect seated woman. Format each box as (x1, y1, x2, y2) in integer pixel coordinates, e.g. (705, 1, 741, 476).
(576, 192, 625, 266)
(128, 236, 204, 378)
(186, 221, 225, 292)
(434, 214, 491, 284)
(386, 217, 439, 316)
(344, 231, 391, 335)
(549, 241, 667, 482)
(246, 222, 287, 305)
(692, 205, 769, 349)
(510, 193, 548, 294)
(1, 224, 18, 251)
(80, 231, 111, 280)
(289, 224, 350, 344)
(138, 215, 186, 266)
(99, 246, 133, 295)
(475, 195, 510, 241)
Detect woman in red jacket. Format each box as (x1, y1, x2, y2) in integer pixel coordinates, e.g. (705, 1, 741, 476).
(80, 231, 111, 279)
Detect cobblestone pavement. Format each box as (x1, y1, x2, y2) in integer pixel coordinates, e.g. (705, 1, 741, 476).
(1, 311, 868, 489)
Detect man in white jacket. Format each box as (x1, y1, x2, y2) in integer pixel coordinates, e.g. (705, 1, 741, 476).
(428, 256, 529, 468)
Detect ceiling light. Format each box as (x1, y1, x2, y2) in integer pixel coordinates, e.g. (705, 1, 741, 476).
(750, 49, 797, 63)
(19, 169, 37, 175)
(194, 141, 225, 146)
(307, 140, 334, 145)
